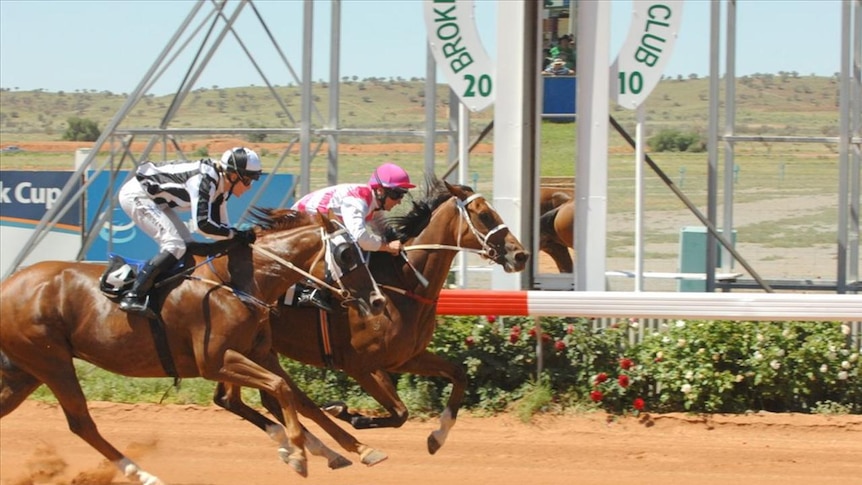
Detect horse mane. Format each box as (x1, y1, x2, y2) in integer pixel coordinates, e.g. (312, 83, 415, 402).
(385, 175, 473, 242)
(246, 206, 315, 235)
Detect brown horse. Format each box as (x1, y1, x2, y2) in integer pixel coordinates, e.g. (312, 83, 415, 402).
(0, 209, 387, 484)
(539, 186, 575, 273)
(213, 177, 529, 456)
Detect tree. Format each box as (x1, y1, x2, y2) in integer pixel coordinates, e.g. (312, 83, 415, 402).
(62, 117, 100, 142)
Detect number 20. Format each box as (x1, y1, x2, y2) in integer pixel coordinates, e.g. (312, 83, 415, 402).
(464, 74, 492, 97)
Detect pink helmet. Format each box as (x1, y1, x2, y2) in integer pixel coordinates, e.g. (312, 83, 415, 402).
(368, 162, 415, 189)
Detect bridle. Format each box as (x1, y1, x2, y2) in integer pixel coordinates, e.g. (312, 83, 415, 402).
(405, 192, 509, 264)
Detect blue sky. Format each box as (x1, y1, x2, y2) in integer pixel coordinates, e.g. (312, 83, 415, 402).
(0, 0, 845, 96)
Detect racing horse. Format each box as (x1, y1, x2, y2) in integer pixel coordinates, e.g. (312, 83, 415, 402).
(0, 209, 387, 484)
(539, 186, 575, 273)
(213, 177, 529, 456)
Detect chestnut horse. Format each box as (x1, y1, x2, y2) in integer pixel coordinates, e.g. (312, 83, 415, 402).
(539, 186, 575, 273)
(213, 178, 529, 456)
(0, 209, 387, 484)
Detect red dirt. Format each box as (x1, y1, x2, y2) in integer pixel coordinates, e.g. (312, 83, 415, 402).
(1, 140, 495, 156)
(1, 400, 860, 485)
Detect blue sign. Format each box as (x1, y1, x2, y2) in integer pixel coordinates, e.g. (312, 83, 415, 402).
(84, 171, 295, 261)
(542, 76, 577, 122)
(0, 171, 81, 232)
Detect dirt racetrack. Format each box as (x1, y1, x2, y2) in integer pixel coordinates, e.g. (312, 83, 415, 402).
(1, 400, 861, 485)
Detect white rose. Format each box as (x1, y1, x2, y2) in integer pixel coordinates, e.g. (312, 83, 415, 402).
(770, 360, 781, 370)
(681, 384, 692, 394)
(837, 371, 849, 380)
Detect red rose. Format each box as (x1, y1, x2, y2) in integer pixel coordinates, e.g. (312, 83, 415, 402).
(633, 397, 645, 411)
(590, 390, 604, 402)
(566, 324, 574, 335)
(595, 372, 608, 385)
(508, 333, 519, 344)
(618, 375, 630, 388)
(541, 333, 552, 343)
(511, 325, 521, 334)
(528, 328, 537, 338)
(554, 340, 566, 352)
(465, 336, 475, 347)
(486, 315, 497, 324)
(619, 358, 634, 370)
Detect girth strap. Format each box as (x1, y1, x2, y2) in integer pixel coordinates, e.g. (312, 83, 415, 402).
(317, 310, 335, 368)
(147, 310, 180, 383)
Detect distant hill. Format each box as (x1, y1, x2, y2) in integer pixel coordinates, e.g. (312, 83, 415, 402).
(0, 74, 842, 145)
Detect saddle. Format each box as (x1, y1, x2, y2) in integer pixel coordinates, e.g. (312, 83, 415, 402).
(98, 253, 188, 301)
(99, 240, 229, 300)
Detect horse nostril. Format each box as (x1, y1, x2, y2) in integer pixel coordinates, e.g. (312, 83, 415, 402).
(516, 251, 530, 263)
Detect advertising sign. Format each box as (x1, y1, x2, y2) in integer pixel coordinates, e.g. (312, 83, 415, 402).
(610, 1, 684, 109)
(424, 0, 495, 112)
(0, 171, 82, 277)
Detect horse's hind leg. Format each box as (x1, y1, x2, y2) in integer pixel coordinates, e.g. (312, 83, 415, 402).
(25, 355, 164, 485)
(0, 353, 43, 417)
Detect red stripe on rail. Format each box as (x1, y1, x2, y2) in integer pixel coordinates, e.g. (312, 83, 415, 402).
(437, 290, 529, 316)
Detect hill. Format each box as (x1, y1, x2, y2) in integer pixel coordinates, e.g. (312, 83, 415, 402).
(0, 73, 843, 146)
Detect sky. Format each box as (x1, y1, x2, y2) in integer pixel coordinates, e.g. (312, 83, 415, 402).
(0, 0, 847, 96)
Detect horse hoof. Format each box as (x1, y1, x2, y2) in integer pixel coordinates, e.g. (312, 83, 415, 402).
(359, 448, 388, 467)
(288, 458, 308, 477)
(279, 448, 309, 477)
(322, 401, 349, 420)
(328, 456, 353, 470)
(427, 435, 442, 455)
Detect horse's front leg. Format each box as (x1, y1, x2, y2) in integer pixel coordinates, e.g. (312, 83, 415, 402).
(391, 350, 467, 455)
(260, 357, 389, 467)
(324, 369, 409, 430)
(215, 350, 307, 477)
(214, 382, 352, 469)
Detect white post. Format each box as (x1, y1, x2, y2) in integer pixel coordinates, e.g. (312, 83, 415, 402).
(634, 105, 646, 292)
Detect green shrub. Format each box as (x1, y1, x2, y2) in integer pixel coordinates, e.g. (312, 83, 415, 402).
(647, 129, 705, 152)
(62, 116, 100, 141)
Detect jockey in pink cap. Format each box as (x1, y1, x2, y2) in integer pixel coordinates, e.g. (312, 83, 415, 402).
(289, 162, 415, 310)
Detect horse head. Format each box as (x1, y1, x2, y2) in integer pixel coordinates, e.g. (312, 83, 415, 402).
(387, 177, 529, 274)
(242, 207, 386, 317)
(318, 209, 387, 317)
(443, 181, 529, 273)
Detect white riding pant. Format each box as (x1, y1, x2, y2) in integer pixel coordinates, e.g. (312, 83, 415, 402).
(118, 178, 191, 260)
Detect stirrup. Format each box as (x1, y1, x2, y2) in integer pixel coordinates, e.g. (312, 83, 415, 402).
(119, 294, 156, 318)
(297, 289, 334, 312)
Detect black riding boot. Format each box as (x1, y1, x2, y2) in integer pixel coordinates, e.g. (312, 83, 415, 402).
(119, 252, 178, 316)
(294, 282, 334, 312)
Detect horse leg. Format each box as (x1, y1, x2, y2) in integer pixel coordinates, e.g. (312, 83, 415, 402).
(24, 354, 163, 485)
(213, 382, 352, 470)
(391, 351, 467, 455)
(253, 353, 388, 467)
(0, 353, 43, 417)
(542, 242, 574, 273)
(214, 350, 308, 477)
(324, 370, 409, 430)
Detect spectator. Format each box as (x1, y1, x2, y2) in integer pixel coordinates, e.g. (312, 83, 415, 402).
(551, 34, 577, 72)
(542, 58, 575, 76)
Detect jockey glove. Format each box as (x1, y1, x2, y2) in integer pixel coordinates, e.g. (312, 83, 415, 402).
(234, 229, 257, 245)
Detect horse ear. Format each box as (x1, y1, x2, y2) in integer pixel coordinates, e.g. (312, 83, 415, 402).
(444, 180, 467, 199)
(321, 208, 338, 232)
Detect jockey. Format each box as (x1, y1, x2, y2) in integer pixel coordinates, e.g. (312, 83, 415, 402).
(289, 162, 415, 310)
(116, 147, 262, 316)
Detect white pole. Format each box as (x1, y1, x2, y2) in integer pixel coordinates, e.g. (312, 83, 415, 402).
(458, 103, 470, 288)
(634, 105, 646, 292)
